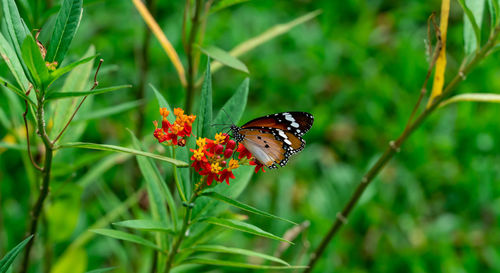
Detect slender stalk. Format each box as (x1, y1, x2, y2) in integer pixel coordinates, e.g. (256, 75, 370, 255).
(304, 23, 500, 273)
(20, 96, 54, 273)
(52, 59, 103, 145)
(136, 0, 156, 135)
(172, 148, 187, 202)
(184, 0, 203, 113)
(23, 87, 43, 171)
(164, 195, 195, 273)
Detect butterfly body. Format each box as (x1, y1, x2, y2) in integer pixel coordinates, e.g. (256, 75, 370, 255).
(230, 112, 314, 169)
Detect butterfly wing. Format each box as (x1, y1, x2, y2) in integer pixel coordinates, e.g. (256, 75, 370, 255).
(239, 128, 291, 169)
(241, 112, 314, 136)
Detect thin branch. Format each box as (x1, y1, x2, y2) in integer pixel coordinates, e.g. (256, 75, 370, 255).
(184, 0, 203, 114)
(23, 86, 43, 171)
(51, 59, 103, 145)
(304, 22, 500, 273)
(397, 14, 441, 144)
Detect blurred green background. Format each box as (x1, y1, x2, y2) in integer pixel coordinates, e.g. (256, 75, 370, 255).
(1, 0, 500, 272)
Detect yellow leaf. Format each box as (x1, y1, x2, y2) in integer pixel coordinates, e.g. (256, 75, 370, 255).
(131, 0, 187, 86)
(427, 0, 450, 107)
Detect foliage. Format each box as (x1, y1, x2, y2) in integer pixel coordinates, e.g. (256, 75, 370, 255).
(1, 0, 500, 273)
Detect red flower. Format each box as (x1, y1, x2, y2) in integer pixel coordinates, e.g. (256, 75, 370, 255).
(249, 160, 266, 173)
(153, 107, 196, 146)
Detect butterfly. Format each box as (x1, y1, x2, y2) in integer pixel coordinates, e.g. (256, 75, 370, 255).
(230, 112, 314, 169)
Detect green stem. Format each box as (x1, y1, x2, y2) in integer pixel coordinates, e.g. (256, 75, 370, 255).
(164, 194, 196, 273)
(172, 148, 187, 202)
(184, 0, 203, 113)
(20, 98, 54, 273)
(304, 23, 500, 273)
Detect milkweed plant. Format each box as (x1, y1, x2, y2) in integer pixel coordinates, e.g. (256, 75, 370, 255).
(2, 0, 500, 273)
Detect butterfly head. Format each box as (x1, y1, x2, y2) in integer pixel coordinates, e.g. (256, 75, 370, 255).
(230, 125, 244, 142)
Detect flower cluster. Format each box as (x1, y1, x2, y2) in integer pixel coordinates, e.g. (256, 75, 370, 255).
(153, 108, 196, 146)
(190, 133, 241, 185)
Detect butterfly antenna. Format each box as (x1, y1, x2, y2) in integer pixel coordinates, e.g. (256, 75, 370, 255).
(221, 108, 236, 125)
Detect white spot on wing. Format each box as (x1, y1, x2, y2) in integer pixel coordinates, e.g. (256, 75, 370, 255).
(291, 122, 299, 128)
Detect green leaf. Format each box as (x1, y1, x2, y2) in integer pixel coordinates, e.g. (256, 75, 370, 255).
(75, 153, 131, 188)
(49, 45, 95, 142)
(439, 93, 500, 108)
(0, 76, 35, 105)
(201, 217, 292, 243)
(50, 247, 87, 273)
(197, 59, 214, 139)
(46, 85, 131, 100)
(1, 0, 34, 84)
(488, 0, 500, 26)
(183, 244, 289, 266)
(46, 184, 82, 242)
(181, 258, 306, 269)
(0, 235, 33, 273)
(459, 0, 485, 55)
(201, 191, 296, 225)
(48, 55, 98, 85)
(21, 36, 50, 90)
(91, 229, 164, 252)
(73, 100, 142, 122)
(85, 267, 116, 273)
(200, 46, 249, 73)
(150, 84, 176, 123)
(113, 220, 174, 233)
(213, 78, 249, 126)
(0, 32, 29, 91)
(46, 0, 83, 65)
(210, 0, 250, 13)
(57, 142, 188, 167)
(129, 130, 177, 271)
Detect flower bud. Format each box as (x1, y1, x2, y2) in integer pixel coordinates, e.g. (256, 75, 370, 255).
(224, 148, 233, 158)
(226, 140, 236, 150)
(215, 144, 224, 154)
(221, 160, 227, 167)
(177, 138, 186, 147)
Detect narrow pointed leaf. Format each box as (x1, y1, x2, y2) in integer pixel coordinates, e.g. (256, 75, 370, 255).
(458, 0, 485, 54)
(184, 244, 289, 265)
(197, 59, 214, 138)
(46, 85, 131, 100)
(201, 191, 296, 225)
(1, 0, 34, 84)
(150, 84, 175, 123)
(91, 229, 163, 252)
(0, 235, 33, 273)
(210, 0, 250, 13)
(181, 258, 306, 269)
(202, 217, 292, 243)
(0, 76, 35, 105)
(85, 267, 116, 273)
(48, 55, 98, 85)
(46, 0, 83, 65)
(0, 32, 29, 90)
(57, 142, 188, 166)
(200, 46, 248, 73)
(213, 78, 249, 126)
(21, 36, 50, 89)
(113, 220, 174, 233)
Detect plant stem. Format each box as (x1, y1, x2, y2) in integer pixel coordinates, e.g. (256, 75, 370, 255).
(304, 23, 500, 273)
(164, 194, 196, 273)
(172, 148, 187, 202)
(20, 98, 54, 273)
(184, 0, 203, 113)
